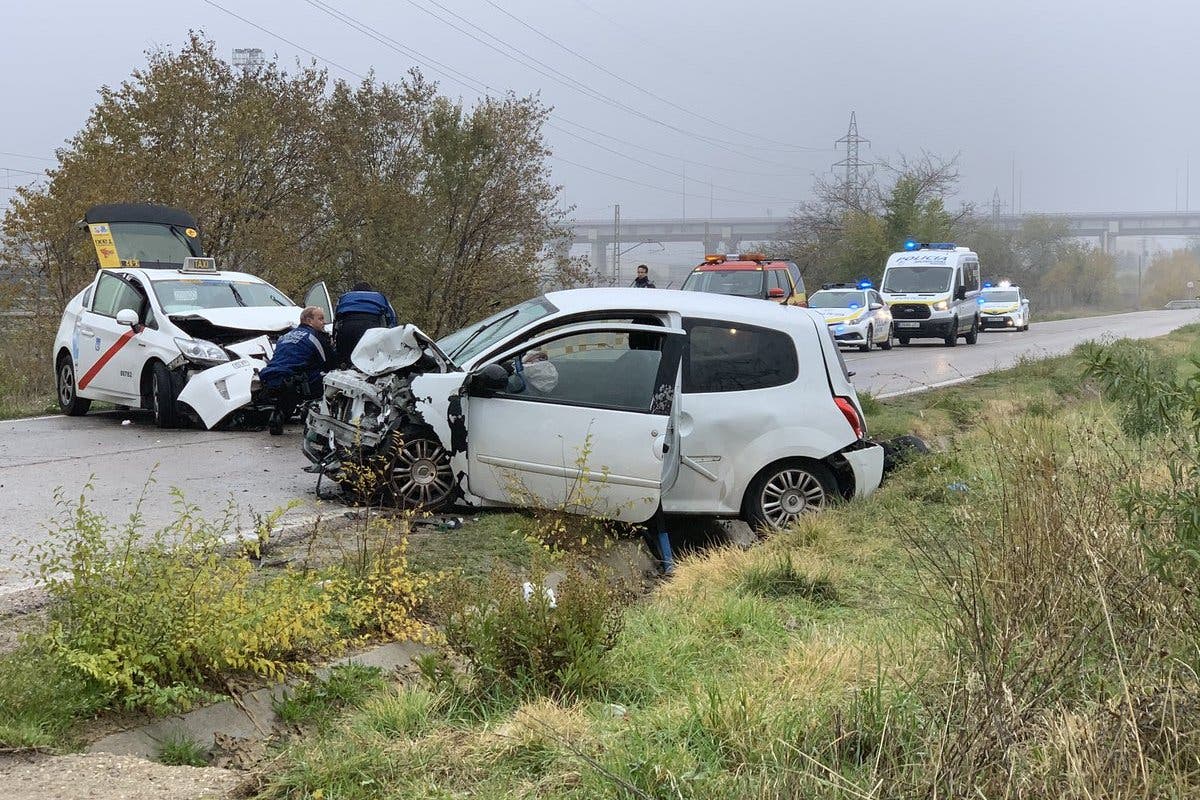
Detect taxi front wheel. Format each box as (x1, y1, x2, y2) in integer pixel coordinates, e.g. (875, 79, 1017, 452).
(149, 361, 181, 428)
(56, 355, 91, 417)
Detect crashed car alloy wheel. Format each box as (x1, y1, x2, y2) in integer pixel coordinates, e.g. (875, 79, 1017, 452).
(746, 461, 835, 529)
(388, 436, 454, 511)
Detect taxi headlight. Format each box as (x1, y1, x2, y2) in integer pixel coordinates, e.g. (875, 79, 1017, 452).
(933, 300, 949, 311)
(175, 337, 229, 367)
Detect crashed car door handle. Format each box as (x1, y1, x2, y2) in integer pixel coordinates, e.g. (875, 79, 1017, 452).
(79, 328, 95, 337)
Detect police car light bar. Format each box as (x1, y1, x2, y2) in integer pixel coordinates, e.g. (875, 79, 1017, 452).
(180, 257, 217, 273)
(902, 237, 957, 251)
(857, 279, 874, 289)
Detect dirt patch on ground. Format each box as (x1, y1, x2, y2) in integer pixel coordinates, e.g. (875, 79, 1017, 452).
(0, 752, 242, 800)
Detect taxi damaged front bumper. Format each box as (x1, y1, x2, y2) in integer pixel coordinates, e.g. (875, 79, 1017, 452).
(176, 358, 261, 429)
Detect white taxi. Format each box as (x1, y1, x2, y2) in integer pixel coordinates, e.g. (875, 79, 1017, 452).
(807, 283, 894, 352)
(978, 283, 1031, 331)
(53, 257, 333, 428)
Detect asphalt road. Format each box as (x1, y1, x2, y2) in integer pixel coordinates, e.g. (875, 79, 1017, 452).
(845, 309, 1200, 397)
(0, 308, 1196, 590)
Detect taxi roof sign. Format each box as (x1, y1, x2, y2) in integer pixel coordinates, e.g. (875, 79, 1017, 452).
(180, 257, 217, 273)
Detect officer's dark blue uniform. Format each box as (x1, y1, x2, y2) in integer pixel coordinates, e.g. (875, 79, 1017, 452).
(261, 321, 333, 434)
(334, 282, 397, 366)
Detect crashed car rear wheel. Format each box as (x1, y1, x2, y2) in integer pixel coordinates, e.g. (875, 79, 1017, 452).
(386, 429, 454, 512)
(743, 459, 836, 530)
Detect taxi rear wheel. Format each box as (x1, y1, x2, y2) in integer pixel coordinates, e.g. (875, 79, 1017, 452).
(149, 361, 181, 428)
(56, 355, 91, 417)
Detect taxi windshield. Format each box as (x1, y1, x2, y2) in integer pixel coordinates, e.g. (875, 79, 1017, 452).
(981, 290, 1019, 303)
(882, 266, 953, 293)
(809, 290, 867, 309)
(682, 269, 765, 297)
(154, 279, 293, 313)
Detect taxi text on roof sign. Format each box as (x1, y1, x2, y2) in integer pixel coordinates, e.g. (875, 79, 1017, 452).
(88, 223, 121, 268)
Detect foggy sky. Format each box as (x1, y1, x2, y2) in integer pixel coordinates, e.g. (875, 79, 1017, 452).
(3, 0, 1199, 222)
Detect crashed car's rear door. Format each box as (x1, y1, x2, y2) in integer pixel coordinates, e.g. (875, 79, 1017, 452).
(302, 281, 334, 328)
(463, 323, 685, 523)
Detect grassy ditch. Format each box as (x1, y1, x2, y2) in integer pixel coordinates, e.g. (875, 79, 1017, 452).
(254, 323, 1200, 799)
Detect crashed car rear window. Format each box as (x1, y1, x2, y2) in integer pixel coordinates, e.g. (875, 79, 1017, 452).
(152, 279, 293, 313)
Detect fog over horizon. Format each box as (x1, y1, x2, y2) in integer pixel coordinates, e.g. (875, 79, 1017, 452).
(4, 0, 1199, 229)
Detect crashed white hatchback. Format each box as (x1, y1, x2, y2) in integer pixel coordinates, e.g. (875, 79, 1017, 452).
(304, 288, 884, 528)
(52, 258, 334, 429)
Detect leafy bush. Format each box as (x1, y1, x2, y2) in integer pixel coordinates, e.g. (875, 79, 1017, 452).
(428, 562, 628, 703)
(1083, 338, 1186, 439)
(29, 487, 337, 712)
(0, 645, 107, 749)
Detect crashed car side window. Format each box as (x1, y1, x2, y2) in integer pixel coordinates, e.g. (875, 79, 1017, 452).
(682, 319, 798, 393)
(493, 330, 670, 413)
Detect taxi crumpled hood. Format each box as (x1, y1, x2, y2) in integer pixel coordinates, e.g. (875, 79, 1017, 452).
(170, 306, 300, 332)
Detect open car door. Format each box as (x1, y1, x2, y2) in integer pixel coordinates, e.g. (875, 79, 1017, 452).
(302, 281, 334, 331)
(462, 323, 685, 523)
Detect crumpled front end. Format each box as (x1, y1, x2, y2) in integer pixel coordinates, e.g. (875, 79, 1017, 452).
(175, 334, 277, 429)
(302, 324, 454, 475)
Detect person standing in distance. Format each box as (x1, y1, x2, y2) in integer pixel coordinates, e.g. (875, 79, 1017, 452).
(334, 281, 397, 367)
(632, 264, 656, 288)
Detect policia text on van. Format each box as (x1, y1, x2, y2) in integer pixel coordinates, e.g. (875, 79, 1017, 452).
(879, 240, 982, 347)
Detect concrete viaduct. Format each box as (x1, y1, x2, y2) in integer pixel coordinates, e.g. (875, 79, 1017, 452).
(570, 212, 1200, 275)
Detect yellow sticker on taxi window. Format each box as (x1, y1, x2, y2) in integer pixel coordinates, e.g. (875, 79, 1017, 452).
(88, 223, 121, 268)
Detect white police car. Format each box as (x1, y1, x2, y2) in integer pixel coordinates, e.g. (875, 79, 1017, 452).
(978, 282, 1031, 331)
(53, 257, 333, 428)
(807, 282, 894, 352)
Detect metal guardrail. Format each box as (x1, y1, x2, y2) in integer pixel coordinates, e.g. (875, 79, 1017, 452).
(1164, 300, 1200, 309)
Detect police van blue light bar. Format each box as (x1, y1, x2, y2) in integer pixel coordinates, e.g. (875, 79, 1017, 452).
(902, 238, 956, 251)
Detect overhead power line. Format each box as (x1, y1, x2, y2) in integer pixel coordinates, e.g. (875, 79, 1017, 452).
(200, 0, 803, 207)
(479, 0, 827, 153)
(394, 0, 808, 169)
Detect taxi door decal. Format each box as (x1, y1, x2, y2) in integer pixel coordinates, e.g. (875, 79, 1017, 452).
(78, 328, 139, 390)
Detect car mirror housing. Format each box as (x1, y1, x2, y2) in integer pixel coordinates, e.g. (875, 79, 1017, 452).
(468, 362, 510, 395)
(115, 308, 140, 327)
(869, 302, 884, 311)
(954, 286, 967, 301)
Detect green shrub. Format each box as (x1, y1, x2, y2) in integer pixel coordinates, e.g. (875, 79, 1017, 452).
(429, 562, 628, 703)
(1083, 338, 1185, 438)
(29, 486, 339, 712)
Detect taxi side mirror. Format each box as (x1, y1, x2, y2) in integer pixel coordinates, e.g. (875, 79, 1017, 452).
(767, 287, 786, 299)
(116, 309, 140, 327)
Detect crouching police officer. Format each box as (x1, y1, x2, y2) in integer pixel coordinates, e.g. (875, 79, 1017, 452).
(334, 281, 397, 367)
(261, 306, 333, 435)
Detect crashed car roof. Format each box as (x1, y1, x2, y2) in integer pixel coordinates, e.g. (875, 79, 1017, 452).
(541, 287, 823, 327)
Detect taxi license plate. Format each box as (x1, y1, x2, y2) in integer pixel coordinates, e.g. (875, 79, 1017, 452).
(897, 321, 920, 328)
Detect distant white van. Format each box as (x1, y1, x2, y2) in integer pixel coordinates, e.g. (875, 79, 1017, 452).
(880, 241, 982, 347)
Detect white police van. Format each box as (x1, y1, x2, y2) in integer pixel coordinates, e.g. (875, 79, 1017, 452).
(880, 239, 982, 347)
